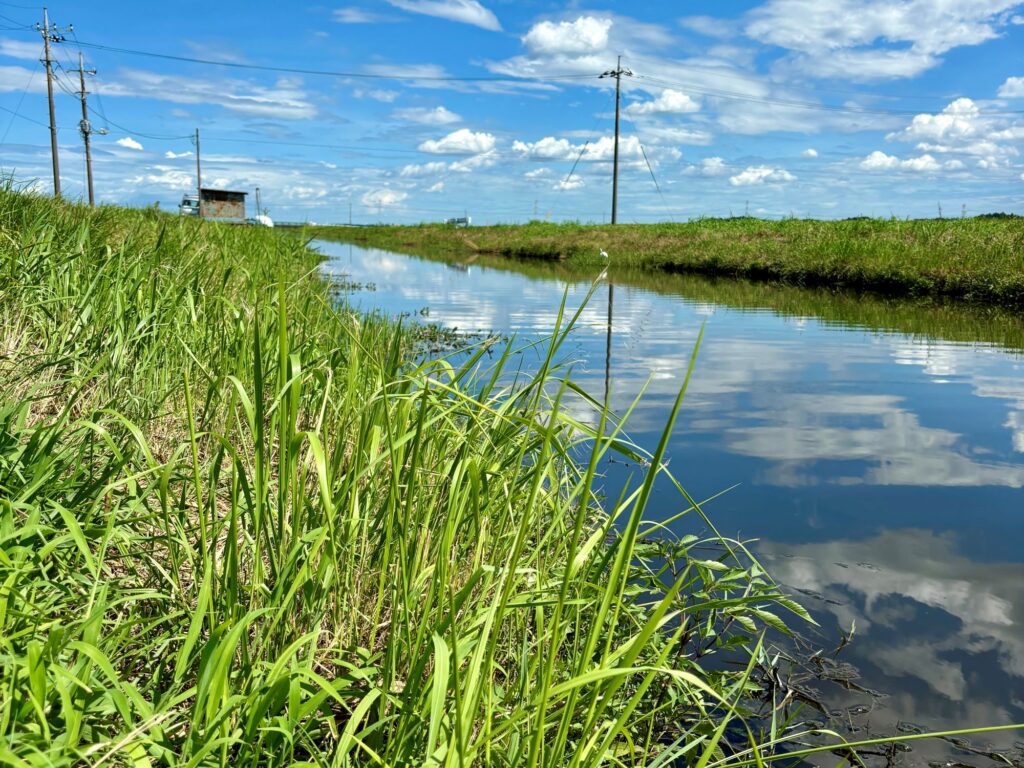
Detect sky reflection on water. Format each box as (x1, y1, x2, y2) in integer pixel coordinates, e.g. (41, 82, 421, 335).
(318, 240, 1024, 754)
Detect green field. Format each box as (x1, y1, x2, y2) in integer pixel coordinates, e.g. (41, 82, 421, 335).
(314, 217, 1024, 305)
(2, 190, 1015, 765)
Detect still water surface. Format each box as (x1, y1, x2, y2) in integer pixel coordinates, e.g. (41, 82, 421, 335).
(318, 239, 1024, 758)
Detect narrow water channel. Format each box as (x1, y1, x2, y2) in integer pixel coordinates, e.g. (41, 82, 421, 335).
(317, 239, 1024, 761)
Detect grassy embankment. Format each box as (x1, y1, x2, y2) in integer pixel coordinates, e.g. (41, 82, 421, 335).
(315, 217, 1024, 305)
(3, 190, 1017, 765)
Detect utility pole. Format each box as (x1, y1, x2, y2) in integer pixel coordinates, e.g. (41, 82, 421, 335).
(37, 8, 70, 198)
(194, 128, 203, 217)
(599, 56, 632, 225)
(72, 52, 97, 205)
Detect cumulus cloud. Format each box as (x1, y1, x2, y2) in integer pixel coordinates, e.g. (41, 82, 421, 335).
(392, 105, 462, 125)
(399, 161, 448, 177)
(116, 137, 144, 151)
(524, 168, 551, 179)
(998, 76, 1024, 98)
(385, 0, 501, 31)
(625, 88, 700, 115)
(449, 149, 500, 172)
(426, 181, 445, 192)
(728, 166, 796, 186)
(859, 151, 943, 172)
(743, 0, 1023, 80)
(361, 188, 408, 207)
(802, 148, 818, 158)
(684, 156, 730, 176)
(165, 150, 192, 159)
(419, 128, 496, 154)
(885, 98, 1023, 168)
(512, 134, 660, 163)
(554, 177, 584, 190)
(523, 16, 613, 54)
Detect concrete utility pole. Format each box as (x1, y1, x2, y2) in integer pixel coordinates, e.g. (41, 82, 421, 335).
(73, 52, 97, 206)
(37, 8, 70, 198)
(599, 56, 632, 225)
(194, 128, 203, 217)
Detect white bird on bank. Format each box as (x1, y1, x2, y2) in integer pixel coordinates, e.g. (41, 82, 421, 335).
(599, 249, 609, 259)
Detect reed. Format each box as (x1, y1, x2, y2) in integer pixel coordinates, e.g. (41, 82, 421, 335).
(2, 188, 1018, 765)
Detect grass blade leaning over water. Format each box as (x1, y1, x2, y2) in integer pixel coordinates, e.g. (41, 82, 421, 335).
(1, 187, 1020, 766)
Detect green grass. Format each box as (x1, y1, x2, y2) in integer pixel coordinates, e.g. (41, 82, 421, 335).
(314, 217, 1024, 305)
(2, 188, 1020, 766)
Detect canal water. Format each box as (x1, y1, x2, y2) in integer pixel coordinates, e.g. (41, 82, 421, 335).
(318, 240, 1024, 761)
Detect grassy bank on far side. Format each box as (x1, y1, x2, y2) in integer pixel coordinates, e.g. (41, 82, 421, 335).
(313, 216, 1024, 305)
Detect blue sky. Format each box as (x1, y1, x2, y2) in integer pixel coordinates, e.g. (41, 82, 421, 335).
(1, 0, 1023, 223)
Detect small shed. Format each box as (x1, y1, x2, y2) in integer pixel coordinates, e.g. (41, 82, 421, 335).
(200, 188, 247, 221)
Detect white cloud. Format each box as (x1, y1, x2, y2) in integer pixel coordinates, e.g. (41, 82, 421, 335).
(354, 88, 399, 102)
(392, 105, 462, 125)
(523, 16, 613, 54)
(684, 156, 730, 177)
(998, 76, 1024, 98)
(426, 181, 445, 192)
(418, 128, 496, 154)
(116, 137, 144, 151)
(449, 149, 499, 172)
(728, 166, 796, 186)
(802, 148, 818, 158)
(399, 161, 449, 177)
(385, 0, 501, 31)
(860, 150, 941, 172)
(885, 98, 1023, 168)
(333, 7, 387, 23)
(744, 0, 1023, 80)
(361, 188, 408, 207)
(511, 136, 576, 161)
(0, 39, 41, 60)
(524, 168, 551, 179)
(512, 134, 657, 164)
(165, 150, 192, 159)
(96, 69, 317, 120)
(625, 88, 700, 115)
(554, 177, 584, 190)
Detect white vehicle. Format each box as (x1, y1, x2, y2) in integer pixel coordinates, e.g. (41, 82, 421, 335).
(179, 194, 200, 216)
(246, 214, 274, 228)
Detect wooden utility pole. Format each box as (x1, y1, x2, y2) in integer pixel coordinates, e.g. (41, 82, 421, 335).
(599, 56, 632, 225)
(73, 52, 97, 206)
(37, 8, 68, 198)
(194, 128, 203, 217)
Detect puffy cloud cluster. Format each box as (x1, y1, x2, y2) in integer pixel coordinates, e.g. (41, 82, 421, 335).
(882, 98, 1023, 169)
(998, 76, 1024, 99)
(418, 128, 496, 154)
(684, 157, 730, 177)
(522, 16, 612, 54)
(860, 151, 943, 172)
(393, 106, 462, 125)
(625, 89, 700, 115)
(728, 166, 795, 186)
(116, 137, 144, 151)
(361, 188, 408, 208)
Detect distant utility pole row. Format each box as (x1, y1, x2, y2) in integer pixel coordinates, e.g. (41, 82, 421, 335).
(38, 7, 107, 205)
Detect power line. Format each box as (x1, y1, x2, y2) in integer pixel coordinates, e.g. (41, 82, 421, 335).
(68, 38, 600, 84)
